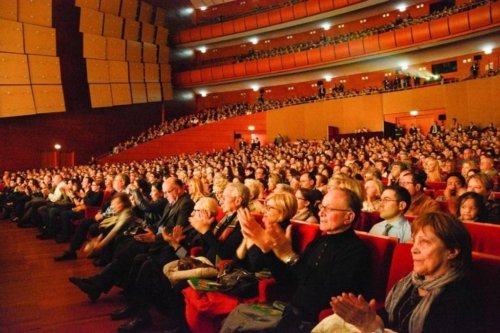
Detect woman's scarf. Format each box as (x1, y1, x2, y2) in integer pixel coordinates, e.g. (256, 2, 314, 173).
(385, 268, 464, 333)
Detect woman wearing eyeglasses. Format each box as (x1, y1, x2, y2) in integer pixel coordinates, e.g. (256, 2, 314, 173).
(292, 188, 319, 224)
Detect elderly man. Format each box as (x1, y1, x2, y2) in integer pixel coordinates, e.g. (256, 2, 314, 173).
(369, 185, 412, 242)
(399, 170, 440, 216)
(241, 188, 371, 332)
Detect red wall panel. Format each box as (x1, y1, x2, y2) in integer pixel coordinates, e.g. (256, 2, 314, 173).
(280, 6, 294, 22)
(212, 65, 223, 80)
(468, 5, 492, 29)
(493, 1, 500, 24)
(448, 12, 469, 34)
(200, 25, 212, 40)
(307, 48, 321, 64)
(269, 56, 283, 71)
(245, 60, 258, 75)
(234, 18, 246, 33)
(334, 0, 349, 8)
(268, 9, 282, 25)
(190, 69, 202, 83)
(306, 0, 321, 16)
(234, 63, 246, 77)
(395, 27, 413, 47)
(430, 18, 450, 39)
(411, 22, 430, 43)
(334, 42, 350, 59)
(348, 39, 364, 56)
(222, 21, 235, 35)
(320, 45, 335, 62)
(319, 0, 334, 12)
(281, 53, 295, 69)
(363, 35, 380, 53)
(378, 31, 396, 50)
(244, 15, 257, 30)
(294, 52, 308, 67)
(189, 27, 201, 42)
(211, 23, 223, 38)
(257, 58, 270, 73)
(256, 12, 270, 28)
(293, 2, 307, 19)
(179, 30, 190, 43)
(200, 67, 213, 82)
(222, 64, 234, 78)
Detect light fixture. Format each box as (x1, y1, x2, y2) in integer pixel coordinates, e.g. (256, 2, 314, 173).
(401, 63, 409, 71)
(180, 8, 194, 15)
(321, 23, 331, 31)
(54, 144, 61, 150)
(483, 46, 493, 55)
(397, 3, 407, 12)
(198, 46, 207, 53)
(324, 75, 333, 82)
(250, 84, 259, 92)
(200, 6, 207, 11)
(248, 125, 255, 131)
(409, 110, 419, 116)
(249, 37, 258, 45)
(199, 90, 208, 97)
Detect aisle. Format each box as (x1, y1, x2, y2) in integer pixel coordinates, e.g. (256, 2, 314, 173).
(0, 219, 165, 333)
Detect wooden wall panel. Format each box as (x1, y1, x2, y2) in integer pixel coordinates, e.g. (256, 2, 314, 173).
(430, 17, 449, 38)
(156, 26, 168, 45)
(0, 1, 18, 20)
(89, 83, 113, 107)
(108, 60, 129, 82)
(123, 18, 140, 41)
(141, 23, 155, 43)
(395, 27, 413, 47)
(28, 55, 61, 84)
(32, 85, 65, 113)
(0, 85, 35, 117)
(146, 82, 161, 102)
(79, 7, 103, 35)
(160, 64, 171, 82)
(18, 0, 51, 27)
(378, 31, 396, 50)
(244, 15, 257, 31)
(468, 5, 492, 29)
(100, 0, 120, 15)
(142, 42, 157, 63)
(155, 8, 167, 27)
(23, 24, 56, 56)
(129, 62, 144, 82)
(120, 0, 138, 19)
(256, 12, 270, 28)
(363, 35, 380, 53)
(211, 23, 223, 38)
(75, 0, 100, 10)
(103, 13, 123, 38)
(111, 83, 132, 105)
(144, 63, 159, 82)
(86, 58, 109, 83)
(158, 45, 169, 63)
(0, 53, 30, 84)
(411, 22, 430, 43)
(448, 12, 469, 34)
(138, 2, 153, 23)
(126, 40, 142, 62)
(130, 82, 147, 103)
(0, 19, 24, 54)
(83, 33, 107, 59)
(106, 37, 126, 60)
(162, 83, 173, 100)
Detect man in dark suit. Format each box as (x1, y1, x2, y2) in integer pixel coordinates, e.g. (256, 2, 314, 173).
(68, 177, 194, 304)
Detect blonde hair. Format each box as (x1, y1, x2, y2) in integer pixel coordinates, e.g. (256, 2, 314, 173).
(265, 192, 298, 222)
(195, 197, 219, 218)
(244, 178, 262, 200)
(188, 177, 207, 203)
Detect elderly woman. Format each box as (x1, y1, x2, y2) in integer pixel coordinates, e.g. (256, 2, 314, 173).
(244, 178, 266, 214)
(292, 188, 319, 223)
(329, 212, 481, 333)
(455, 192, 488, 222)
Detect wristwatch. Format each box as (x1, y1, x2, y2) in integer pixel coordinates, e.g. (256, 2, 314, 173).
(284, 253, 300, 266)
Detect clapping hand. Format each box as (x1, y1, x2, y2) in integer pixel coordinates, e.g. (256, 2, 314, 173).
(330, 293, 380, 333)
(161, 225, 185, 249)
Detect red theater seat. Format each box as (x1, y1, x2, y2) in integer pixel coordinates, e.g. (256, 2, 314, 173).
(355, 211, 383, 232)
(426, 181, 446, 190)
(386, 242, 413, 293)
(463, 221, 500, 256)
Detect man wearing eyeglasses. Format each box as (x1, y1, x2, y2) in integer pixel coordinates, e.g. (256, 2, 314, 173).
(399, 170, 440, 216)
(240, 188, 371, 332)
(369, 185, 412, 242)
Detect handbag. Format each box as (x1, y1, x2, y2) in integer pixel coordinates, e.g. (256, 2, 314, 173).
(219, 303, 283, 333)
(217, 266, 259, 298)
(163, 256, 218, 285)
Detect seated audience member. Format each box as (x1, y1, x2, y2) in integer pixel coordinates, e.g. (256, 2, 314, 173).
(387, 161, 407, 186)
(299, 172, 323, 207)
(240, 188, 371, 332)
(362, 178, 383, 212)
(423, 156, 444, 182)
(244, 178, 266, 214)
(292, 188, 319, 223)
(460, 159, 478, 180)
(68, 177, 194, 303)
(400, 171, 440, 216)
(187, 177, 207, 204)
(129, 181, 167, 228)
(466, 173, 499, 223)
(455, 192, 488, 222)
(369, 185, 412, 242)
(266, 173, 282, 195)
(435, 172, 467, 214)
(330, 212, 482, 333)
(479, 156, 498, 179)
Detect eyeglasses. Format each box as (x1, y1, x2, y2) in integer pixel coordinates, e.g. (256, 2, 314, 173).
(380, 197, 399, 203)
(165, 188, 176, 193)
(296, 197, 306, 201)
(318, 204, 351, 213)
(399, 181, 414, 186)
(264, 205, 280, 212)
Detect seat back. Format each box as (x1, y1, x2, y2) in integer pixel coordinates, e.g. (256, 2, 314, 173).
(355, 231, 398, 303)
(386, 242, 413, 295)
(290, 220, 321, 253)
(463, 221, 500, 256)
(425, 181, 446, 190)
(354, 211, 382, 232)
(471, 252, 500, 332)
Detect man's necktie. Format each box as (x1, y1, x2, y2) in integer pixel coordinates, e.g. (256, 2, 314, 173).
(383, 223, 393, 236)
